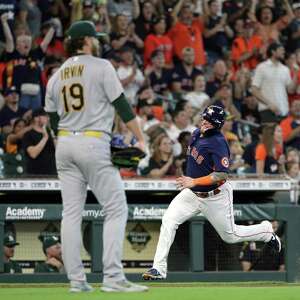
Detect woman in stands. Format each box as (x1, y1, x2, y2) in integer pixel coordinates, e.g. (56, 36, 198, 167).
(6, 118, 31, 154)
(142, 134, 178, 178)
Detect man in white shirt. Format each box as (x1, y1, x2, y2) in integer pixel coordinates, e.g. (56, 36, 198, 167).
(117, 47, 145, 106)
(251, 42, 296, 123)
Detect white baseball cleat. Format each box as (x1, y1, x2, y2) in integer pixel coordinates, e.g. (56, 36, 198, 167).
(69, 281, 94, 293)
(261, 220, 281, 253)
(101, 279, 149, 292)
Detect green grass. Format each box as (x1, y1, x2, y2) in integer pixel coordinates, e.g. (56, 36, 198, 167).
(0, 283, 300, 300)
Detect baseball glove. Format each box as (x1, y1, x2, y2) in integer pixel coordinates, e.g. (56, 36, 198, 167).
(111, 146, 146, 169)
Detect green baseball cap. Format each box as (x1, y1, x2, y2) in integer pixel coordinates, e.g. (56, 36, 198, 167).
(4, 233, 20, 247)
(42, 235, 60, 253)
(67, 21, 106, 40)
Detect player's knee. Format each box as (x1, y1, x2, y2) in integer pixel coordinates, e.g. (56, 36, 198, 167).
(220, 233, 238, 244)
(162, 215, 179, 231)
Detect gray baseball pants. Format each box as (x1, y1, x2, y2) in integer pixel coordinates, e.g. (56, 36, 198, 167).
(56, 133, 127, 284)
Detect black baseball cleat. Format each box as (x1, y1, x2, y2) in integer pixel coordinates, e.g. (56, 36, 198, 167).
(142, 268, 164, 280)
(267, 233, 281, 253)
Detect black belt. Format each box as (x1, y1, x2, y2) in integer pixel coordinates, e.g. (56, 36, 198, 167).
(193, 188, 221, 199)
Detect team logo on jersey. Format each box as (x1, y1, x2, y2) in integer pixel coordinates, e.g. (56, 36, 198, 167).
(221, 157, 229, 168)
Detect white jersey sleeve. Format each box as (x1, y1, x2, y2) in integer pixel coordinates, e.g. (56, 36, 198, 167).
(103, 61, 124, 103)
(44, 76, 57, 112)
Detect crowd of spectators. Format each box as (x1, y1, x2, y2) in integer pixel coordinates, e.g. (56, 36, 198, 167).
(0, 0, 300, 180)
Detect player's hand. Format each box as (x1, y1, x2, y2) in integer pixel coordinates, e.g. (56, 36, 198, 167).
(134, 140, 145, 153)
(47, 257, 63, 269)
(176, 176, 195, 190)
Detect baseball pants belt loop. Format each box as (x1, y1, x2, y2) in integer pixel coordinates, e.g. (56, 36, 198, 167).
(193, 188, 221, 199)
(58, 130, 103, 138)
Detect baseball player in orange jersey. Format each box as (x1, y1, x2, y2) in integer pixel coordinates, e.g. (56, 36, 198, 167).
(45, 21, 148, 293)
(142, 105, 281, 280)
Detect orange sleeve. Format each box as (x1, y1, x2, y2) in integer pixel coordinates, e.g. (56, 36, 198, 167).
(280, 117, 293, 142)
(193, 175, 214, 186)
(144, 35, 157, 67)
(231, 38, 242, 62)
(255, 144, 267, 161)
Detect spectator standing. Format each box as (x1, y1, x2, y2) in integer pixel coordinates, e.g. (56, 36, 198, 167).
(1, 13, 55, 110)
(110, 14, 144, 52)
(134, 1, 155, 41)
(280, 99, 300, 150)
(171, 47, 203, 94)
(231, 19, 263, 72)
(168, 2, 206, 67)
(144, 16, 173, 68)
(252, 42, 296, 124)
(3, 233, 22, 274)
(19, 0, 42, 38)
(203, 0, 234, 63)
(0, 1, 18, 53)
(35, 21, 66, 59)
(222, 0, 251, 26)
(107, 0, 140, 21)
(248, 0, 294, 56)
(22, 108, 56, 175)
(146, 50, 172, 96)
(35, 235, 64, 273)
(117, 47, 145, 106)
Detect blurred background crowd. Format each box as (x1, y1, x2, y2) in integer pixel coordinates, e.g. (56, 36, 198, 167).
(0, 0, 300, 179)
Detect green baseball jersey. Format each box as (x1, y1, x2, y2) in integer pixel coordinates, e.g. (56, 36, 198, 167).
(34, 262, 60, 273)
(4, 260, 22, 274)
(45, 54, 124, 134)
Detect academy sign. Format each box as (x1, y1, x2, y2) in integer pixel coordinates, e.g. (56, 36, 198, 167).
(5, 207, 46, 220)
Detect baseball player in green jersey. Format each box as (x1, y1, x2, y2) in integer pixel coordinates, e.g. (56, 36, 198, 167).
(34, 236, 64, 273)
(3, 233, 22, 274)
(45, 21, 148, 293)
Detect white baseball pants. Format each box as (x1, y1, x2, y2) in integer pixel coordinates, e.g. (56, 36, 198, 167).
(152, 182, 273, 278)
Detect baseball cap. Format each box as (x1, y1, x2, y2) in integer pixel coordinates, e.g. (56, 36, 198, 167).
(32, 107, 48, 118)
(67, 21, 106, 40)
(4, 86, 19, 96)
(4, 233, 20, 247)
(42, 235, 60, 253)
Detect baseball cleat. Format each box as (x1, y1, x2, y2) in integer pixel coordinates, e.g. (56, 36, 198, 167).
(101, 280, 148, 292)
(69, 281, 94, 293)
(267, 233, 281, 253)
(142, 268, 164, 280)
